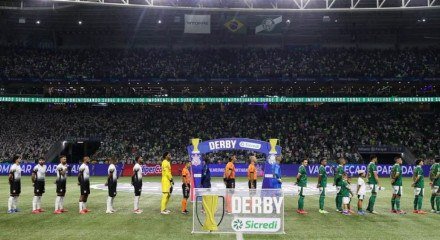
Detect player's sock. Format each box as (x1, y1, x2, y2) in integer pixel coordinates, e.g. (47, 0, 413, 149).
(107, 197, 112, 211)
(8, 196, 13, 211)
(161, 194, 167, 212)
(369, 195, 376, 210)
(165, 194, 171, 209)
(335, 195, 339, 210)
(413, 196, 418, 210)
(181, 198, 187, 212)
(32, 196, 38, 211)
(395, 198, 401, 211)
(298, 196, 304, 210)
(436, 195, 440, 211)
(431, 195, 435, 210)
(226, 195, 232, 212)
(391, 197, 396, 210)
(37, 196, 42, 210)
(55, 196, 60, 210)
(417, 195, 423, 210)
(111, 197, 115, 210)
(336, 195, 342, 210)
(13, 196, 18, 209)
(83, 202, 87, 210)
(79, 202, 84, 212)
(60, 197, 64, 209)
(319, 196, 325, 210)
(134, 196, 139, 210)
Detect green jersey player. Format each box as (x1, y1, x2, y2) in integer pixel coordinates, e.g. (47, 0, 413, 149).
(317, 158, 328, 214)
(334, 158, 346, 212)
(391, 156, 406, 214)
(412, 159, 427, 214)
(296, 159, 308, 214)
(429, 158, 440, 213)
(366, 155, 380, 214)
(340, 173, 354, 216)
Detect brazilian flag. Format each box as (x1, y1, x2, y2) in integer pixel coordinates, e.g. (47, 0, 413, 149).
(224, 17, 247, 34)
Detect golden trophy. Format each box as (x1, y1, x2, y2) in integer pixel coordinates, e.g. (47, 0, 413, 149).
(191, 138, 201, 154)
(269, 138, 278, 154)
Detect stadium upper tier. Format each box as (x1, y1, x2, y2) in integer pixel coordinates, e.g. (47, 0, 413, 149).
(1, 47, 439, 80)
(0, 105, 438, 164)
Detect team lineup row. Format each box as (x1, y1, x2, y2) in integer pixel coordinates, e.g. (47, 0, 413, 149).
(5, 154, 440, 215)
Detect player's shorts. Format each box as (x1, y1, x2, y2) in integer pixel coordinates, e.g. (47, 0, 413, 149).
(34, 180, 45, 196)
(133, 181, 142, 196)
(369, 184, 378, 194)
(248, 180, 257, 189)
(298, 186, 305, 197)
(342, 197, 350, 205)
(161, 179, 171, 193)
(414, 187, 424, 196)
(431, 185, 439, 194)
(336, 186, 341, 194)
(182, 183, 190, 199)
(10, 180, 21, 195)
(392, 186, 402, 196)
(225, 179, 235, 189)
(319, 187, 326, 196)
(56, 179, 67, 196)
(108, 179, 117, 197)
(80, 180, 90, 195)
(358, 194, 365, 200)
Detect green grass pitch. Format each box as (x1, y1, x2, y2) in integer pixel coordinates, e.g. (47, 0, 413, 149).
(0, 176, 438, 240)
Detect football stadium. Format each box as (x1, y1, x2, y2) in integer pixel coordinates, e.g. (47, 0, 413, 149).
(0, 0, 439, 239)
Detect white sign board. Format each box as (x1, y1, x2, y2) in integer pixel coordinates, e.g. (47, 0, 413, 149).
(184, 14, 211, 34)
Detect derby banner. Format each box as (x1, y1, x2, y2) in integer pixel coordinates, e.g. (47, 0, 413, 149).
(187, 138, 282, 194)
(192, 188, 285, 234)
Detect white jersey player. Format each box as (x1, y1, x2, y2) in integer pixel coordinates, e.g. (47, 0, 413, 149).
(54, 156, 68, 214)
(8, 155, 22, 214)
(132, 156, 143, 214)
(106, 158, 118, 213)
(32, 157, 47, 213)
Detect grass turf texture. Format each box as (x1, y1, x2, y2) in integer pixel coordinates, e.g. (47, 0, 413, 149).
(0, 176, 438, 240)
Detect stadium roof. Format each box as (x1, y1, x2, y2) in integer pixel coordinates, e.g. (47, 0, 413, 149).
(1, 0, 439, 46)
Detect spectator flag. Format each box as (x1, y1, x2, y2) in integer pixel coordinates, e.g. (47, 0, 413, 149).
(224, 17, 247, 34)
(255, 16, 283, 34)
(184, 14, 211, 34)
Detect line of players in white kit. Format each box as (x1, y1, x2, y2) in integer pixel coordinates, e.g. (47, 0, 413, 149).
(6, 154, 181, 214)
(7, 155, 90, 214)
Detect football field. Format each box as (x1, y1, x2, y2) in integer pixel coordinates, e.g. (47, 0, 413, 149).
(0, 176, 438, 240)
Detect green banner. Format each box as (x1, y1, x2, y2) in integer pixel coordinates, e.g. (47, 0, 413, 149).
(0, 97, 439, 103)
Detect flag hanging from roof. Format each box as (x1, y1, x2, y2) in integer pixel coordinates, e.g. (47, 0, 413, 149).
(255, 16, 283, 34)
(224, 17, 247, 34)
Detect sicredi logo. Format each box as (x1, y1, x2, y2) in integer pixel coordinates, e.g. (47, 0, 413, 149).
(231, 218, 281, 232)
(232, 196, 283, 214)
(238, 141, 261, 150)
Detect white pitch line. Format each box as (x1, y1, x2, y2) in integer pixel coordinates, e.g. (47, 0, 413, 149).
(236, 232, 244, 240)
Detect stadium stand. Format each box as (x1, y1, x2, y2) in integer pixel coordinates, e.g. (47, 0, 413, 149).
(0, 105, 438, 164)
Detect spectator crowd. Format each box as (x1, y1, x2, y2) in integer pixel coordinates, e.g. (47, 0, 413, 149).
(0, 105, 438, 164)
(1, 47, 439, 79)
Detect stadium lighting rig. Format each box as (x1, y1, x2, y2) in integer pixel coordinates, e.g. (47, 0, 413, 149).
(46, 0, 440, 11)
